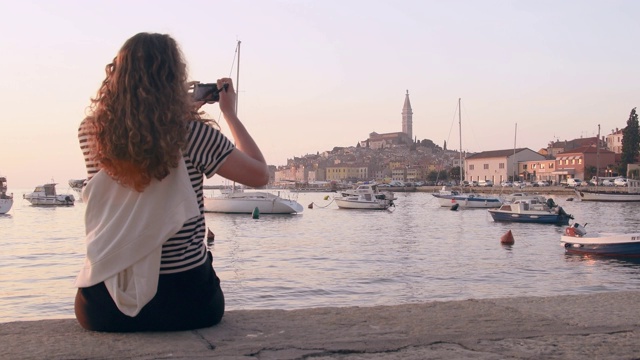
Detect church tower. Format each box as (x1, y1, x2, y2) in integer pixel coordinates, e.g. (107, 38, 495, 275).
(402, 90, 413, 140)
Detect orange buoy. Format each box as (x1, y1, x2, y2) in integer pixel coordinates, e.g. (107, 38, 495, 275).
(500, 230, 514, 245)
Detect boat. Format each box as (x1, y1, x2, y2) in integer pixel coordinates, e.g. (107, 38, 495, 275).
(574, 178, 640, 202)
(488, 198, 573, 224)
(204, 189, 303, 214)
(68, 179, 85, 195)
(341, 183, 396, 199)
(561, 223, 640, 257)
(202, 41, 303, 215)
(23, 183, 75, 206)
(432, 186, 503, 208)
(0, 176, 13, 214)
(431, 98, 503, 209)
(334, 184, 395, 210)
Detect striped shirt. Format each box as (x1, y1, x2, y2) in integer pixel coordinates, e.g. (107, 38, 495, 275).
(78, 120, 235, 274)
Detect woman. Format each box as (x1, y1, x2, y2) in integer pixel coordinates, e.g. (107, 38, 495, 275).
(74, 32, 269, 332)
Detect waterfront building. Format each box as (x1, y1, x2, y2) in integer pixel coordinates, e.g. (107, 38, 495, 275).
(519, 159, 557, 184)
(553, 146, 616, 183)
(605, 128, 624, 154)
(546, 137, 598, 157)
(325, 165, 369, 182)
(465, 148, 545, 184)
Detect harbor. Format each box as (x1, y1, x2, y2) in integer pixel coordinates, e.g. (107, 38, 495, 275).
(3, 189, 640, 321)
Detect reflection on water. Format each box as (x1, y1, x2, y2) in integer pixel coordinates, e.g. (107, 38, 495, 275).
(2, 190, 640, 322)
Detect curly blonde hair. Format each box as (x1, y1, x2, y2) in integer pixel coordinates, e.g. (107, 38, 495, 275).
(85, 32, 201, 192)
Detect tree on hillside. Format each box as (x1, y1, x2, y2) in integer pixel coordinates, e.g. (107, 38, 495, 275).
(449, 166, 461, 181)
(443, 140, 447, 151)
(620, 107, 639, 176)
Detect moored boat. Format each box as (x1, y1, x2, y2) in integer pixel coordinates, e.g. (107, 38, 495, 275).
(432, 186, 503, 209)
(0, 176, 13, 214)
(561, 223, 640, 257)
(574, 179, 640, 202)
(204, 189, 303, 214)
(335, 184, 395, 210)
(488, 198, 573, 224)
(23, 183, 75, 206)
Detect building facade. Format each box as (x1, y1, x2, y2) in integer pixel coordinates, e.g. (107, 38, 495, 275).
(553, 146, 616, 183)
(606, 128, 623, 154)
(465, 148, 546, 184)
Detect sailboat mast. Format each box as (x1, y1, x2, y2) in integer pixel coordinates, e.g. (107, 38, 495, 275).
(235, 40, 241, 115)
(232, 40, 241, 192)
(596, 124, 600, 185)
(459, 98, 462, 182)
(513, 123, 517, 182)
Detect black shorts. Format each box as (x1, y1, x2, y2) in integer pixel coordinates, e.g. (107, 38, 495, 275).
(75, 251, 224, 332)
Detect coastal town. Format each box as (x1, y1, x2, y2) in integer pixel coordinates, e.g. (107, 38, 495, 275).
(271, 92, 638, 189)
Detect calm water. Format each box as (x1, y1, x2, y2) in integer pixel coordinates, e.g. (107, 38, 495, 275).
(2, 188, 640, 323)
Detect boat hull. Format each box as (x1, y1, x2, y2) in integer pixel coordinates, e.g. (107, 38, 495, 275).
(24, 195, 75, 206)
(204, 192, 303, 214)
(575, 189, 640, 202)
(488, 210, 571, 224)
(433, 194, 502, 208)
(561, 233, 640, 257)
(334, 198, 391, 210)
(0, 198, 13, 214)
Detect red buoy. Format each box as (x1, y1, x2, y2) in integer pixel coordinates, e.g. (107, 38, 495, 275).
(501, 230, 514, 245)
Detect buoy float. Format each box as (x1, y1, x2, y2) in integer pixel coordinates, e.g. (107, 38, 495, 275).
(308, 203, 313, 209)
(252, 207, 260, 219)
(324, 195, 330, 200)
(500, 230, 514, 245)
(450, 203, 459, 211)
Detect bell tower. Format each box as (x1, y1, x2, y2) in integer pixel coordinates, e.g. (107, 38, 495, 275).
(402, 90, 413, 140)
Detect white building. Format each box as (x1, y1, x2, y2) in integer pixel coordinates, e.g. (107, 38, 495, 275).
(465, 148, 546, 184)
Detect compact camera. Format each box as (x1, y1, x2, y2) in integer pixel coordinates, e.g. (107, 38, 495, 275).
(191, 83, 228, 102)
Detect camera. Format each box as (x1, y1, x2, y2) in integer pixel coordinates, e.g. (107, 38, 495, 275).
(191, 83, 228, 102)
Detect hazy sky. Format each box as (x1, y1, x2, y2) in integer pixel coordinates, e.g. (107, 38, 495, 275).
(2, 0, 639, 188)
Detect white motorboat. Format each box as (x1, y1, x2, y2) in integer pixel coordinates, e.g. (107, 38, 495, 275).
(0, 176, 13, 214)
(23, 183, 75, 206)
(334, 184, 395, 210)
(341, 184, 396, 200)
(575, 179, 640, 202)
(204, 189, 303, 214)
(432, 186, 503, 209)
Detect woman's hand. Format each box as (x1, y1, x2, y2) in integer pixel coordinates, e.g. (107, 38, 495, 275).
(216, 78, 236, 117)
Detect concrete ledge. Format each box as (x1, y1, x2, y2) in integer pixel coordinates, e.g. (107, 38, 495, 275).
(2, 291, 639, 359)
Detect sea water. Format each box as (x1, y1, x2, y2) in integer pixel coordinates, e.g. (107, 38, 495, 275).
(2, 189, 640, 323)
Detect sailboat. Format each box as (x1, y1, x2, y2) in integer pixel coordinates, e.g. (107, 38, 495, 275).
(432, 98, 503, 209)
(203, 41, 304, 215)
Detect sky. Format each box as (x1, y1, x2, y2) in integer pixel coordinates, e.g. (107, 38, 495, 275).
(1, 0, 640, 189)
